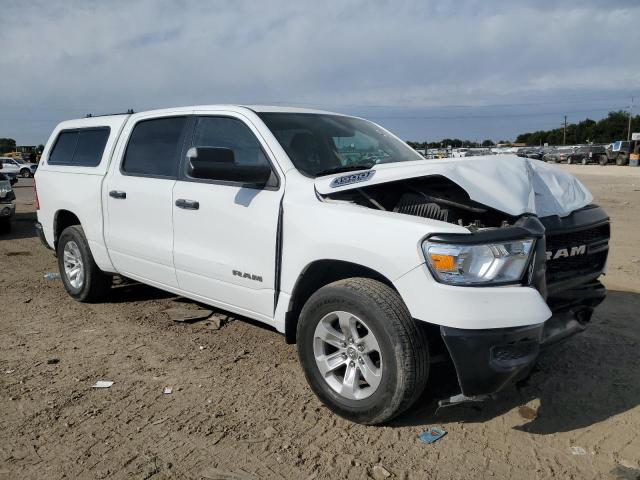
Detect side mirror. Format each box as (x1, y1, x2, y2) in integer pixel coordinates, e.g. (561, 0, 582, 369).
(186, 147, 273, 186)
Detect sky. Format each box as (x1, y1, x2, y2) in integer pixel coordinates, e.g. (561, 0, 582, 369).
(1, 0, 639, 145)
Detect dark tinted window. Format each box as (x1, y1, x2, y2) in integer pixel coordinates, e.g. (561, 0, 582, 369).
(48, 128, 110, 166)
(73, 129, 110, 166)
(123, 117, 187, 177)
(48, 131, 79, 165)
(192, 117, 269, 167)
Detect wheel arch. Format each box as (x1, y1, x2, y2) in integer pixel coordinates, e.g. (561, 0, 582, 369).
(283, 259, 398, 344)
(53, 209, 82, 250)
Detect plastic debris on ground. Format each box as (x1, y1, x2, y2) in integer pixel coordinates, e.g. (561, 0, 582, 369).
(570, 446, 587, 455)
(92, 380, 114, 389)
(163, 387, 173, 395)
(164, 306, 213, 323)
(418, 427, 447, 444)
(43, 272, 61, 280)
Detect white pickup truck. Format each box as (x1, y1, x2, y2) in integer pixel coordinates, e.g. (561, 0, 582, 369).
(35, 105, 610, 424)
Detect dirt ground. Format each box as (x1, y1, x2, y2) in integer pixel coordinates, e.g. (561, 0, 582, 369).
(1, 165, 639, 480)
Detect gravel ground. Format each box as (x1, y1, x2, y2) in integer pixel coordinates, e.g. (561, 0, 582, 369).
(1, 165, 639, 480)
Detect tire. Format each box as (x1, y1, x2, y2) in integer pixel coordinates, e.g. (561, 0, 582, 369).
(57, 225, 111, 302)
(616, 155, 628, 166)
(566, 157, 572, 164)
(581, 157, 588, 165)
(599, 155, 608, 166)
(297, 278, 429, 425)
(20, 168, 31, 178)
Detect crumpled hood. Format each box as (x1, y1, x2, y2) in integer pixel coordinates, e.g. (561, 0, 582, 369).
(315, 155, 593, 218)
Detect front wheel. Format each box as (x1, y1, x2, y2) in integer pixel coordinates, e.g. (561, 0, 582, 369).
(616, 155, 628, 166)
(599, 155, 608, 166)
(297, 278, 429, 425)
(20, 168, 31, 178)
(57, 225, 111, 302)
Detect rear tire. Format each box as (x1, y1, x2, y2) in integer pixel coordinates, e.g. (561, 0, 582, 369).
(599, 155, 608, 166)
(57, 225, 111, 302)
(581, 157, 587, 165)
(20, 168, 31, 178)
(567, 157, 572, 164)
(297, 278, 429, 425)
(616, 155, 628, 166)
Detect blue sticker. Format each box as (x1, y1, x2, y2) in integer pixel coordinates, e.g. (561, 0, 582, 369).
(329, 170, 375, 188)
(418, 427, 446, 444)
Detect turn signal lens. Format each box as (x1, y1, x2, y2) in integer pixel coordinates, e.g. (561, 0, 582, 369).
(429, 253, 455, 271)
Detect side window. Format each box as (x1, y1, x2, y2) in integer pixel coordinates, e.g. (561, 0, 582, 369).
(74, 129, 110, 166)
(122, 117, 187, 177)
(48, 128, 110, 166)
(192, 117, 269, 168)
(48, 131, 78, 165)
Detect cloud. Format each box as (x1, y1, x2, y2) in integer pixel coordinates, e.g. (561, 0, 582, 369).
(1, 0, 638, 142)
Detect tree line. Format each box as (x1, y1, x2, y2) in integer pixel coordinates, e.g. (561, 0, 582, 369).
(515, 111, 638, 146)
(408, 110, 638, 148)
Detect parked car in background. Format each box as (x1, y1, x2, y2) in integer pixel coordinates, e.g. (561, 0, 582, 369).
(542, 147, 573, 163)
(516, 147, 544, 160)
(603, 141, 632, 166)
(0, 156, 38, 177)
(0, 167, 16, 233)
(574, 145, 608, 165)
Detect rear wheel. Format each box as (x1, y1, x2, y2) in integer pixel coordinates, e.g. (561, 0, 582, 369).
(581, 157, 588, 165)
(297, 278, 429, 425)
(57, 225, 111, 302)
(616, 154, 628, 166)
(567, 157, 573, 164)
(20, 168, 31, 178)
(599, 155, 608, 166)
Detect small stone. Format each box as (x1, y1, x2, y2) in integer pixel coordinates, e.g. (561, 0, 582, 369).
(47, 358, 60, 365)
(372, 465, 391, 479)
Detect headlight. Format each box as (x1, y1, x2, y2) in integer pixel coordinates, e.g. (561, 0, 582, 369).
(423, 238, 534, 285)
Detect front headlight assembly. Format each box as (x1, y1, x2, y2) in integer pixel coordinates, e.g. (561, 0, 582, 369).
(423, 238, 534, 286)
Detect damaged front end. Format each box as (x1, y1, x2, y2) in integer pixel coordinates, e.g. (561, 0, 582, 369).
(320, 167, 610, 399)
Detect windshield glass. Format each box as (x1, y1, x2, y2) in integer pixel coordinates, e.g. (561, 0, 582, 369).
(258, 113, 422, 177)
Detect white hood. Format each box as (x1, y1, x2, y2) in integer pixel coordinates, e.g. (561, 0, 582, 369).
(315, 155, 592, 218)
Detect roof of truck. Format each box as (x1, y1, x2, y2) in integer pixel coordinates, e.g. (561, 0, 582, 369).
(80, 105, 342, 120)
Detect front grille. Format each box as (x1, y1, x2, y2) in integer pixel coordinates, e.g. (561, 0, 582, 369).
(544, 222, 609, 285)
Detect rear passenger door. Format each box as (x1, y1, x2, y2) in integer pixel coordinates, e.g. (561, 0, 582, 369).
(105, 115, 190, 288)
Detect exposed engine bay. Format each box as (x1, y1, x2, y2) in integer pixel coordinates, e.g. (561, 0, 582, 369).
(322, 175, 517, 230)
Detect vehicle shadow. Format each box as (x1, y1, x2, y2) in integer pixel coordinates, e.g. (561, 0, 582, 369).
(0, 212, 38, 241)
(105, 280, 177, 303)
(393, 290, 640, 434)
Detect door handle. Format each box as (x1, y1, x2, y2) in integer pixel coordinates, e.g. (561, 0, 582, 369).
(175, 198, 199, 210)
(109, 190, 126, 199)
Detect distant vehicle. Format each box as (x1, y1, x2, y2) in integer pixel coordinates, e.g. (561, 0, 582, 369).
(0, 168, 16, 233)
(603, 141, 632, 166)
(542, 148, 571, 163)
(568, 146, 607, 165)
(0, 156, 37, 177)
(516, 148, 544, 160)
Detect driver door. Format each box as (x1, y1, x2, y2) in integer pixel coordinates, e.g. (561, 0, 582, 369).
(172, 113, 283, 321)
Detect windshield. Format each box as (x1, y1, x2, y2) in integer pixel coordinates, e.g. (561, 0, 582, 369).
(258, 113, 422, 177)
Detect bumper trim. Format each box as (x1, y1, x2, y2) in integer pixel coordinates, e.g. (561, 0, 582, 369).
(440, 293, 601, 397)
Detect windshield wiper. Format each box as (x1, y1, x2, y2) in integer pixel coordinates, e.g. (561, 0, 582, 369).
(315, 163, 375, 177)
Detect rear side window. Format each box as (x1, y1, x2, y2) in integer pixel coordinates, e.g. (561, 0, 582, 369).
(122, 117, 187, 178)
(48, 128, 110, 166)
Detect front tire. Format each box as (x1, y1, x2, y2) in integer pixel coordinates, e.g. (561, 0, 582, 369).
(599, 155, 608, 166)
(297, 278, 429, 425)
(20, 168, 31, 178)
(57, 225, 111, 302)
